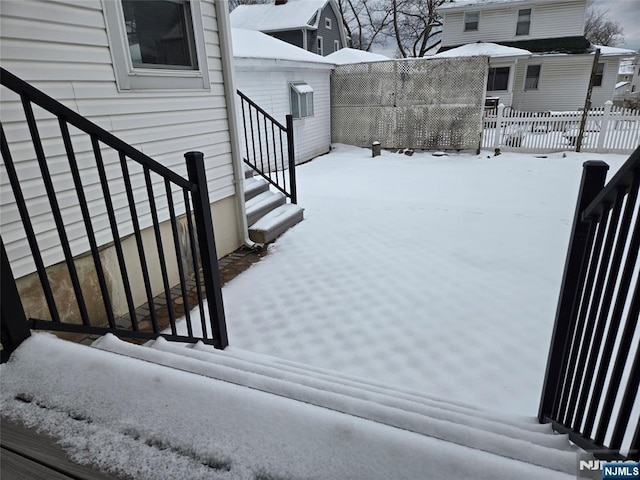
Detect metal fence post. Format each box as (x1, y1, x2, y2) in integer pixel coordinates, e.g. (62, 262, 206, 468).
(286, 114, 297, 204)
(184, 152, 228, 349)
(1, 238, 31, 362)
(538, 160, 609, 422)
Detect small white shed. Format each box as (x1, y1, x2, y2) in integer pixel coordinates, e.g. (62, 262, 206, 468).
(232, 28, 335, 165)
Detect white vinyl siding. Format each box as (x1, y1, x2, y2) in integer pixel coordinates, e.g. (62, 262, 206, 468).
(441, 0, 587, 47)
(234, 60, 332, 165)
(0, 0, 237, 277)
(512, 55, 620, 111)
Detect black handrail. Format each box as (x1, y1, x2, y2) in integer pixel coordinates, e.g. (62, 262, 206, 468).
(1, 69, 228, 355)
(539, 146, 640, 461)
(237, 89, 297, 204)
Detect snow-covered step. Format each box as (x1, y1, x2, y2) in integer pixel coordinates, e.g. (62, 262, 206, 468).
(243, 163, 255, 179)
(245, 190, 286, 226)
(248, 203, 304, 243)
(243, 176, 269, 202)
(92, 334, 579, 475)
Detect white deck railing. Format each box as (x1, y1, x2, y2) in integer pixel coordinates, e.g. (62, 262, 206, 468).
(482, 102, 640, 154)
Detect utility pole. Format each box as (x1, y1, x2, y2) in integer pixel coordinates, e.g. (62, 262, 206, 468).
(576, 48, 600, 152)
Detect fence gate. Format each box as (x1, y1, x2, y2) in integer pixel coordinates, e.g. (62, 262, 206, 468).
(331, 57, 488, 151)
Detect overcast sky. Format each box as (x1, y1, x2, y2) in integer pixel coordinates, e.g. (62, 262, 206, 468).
(591, 0, 640, 51)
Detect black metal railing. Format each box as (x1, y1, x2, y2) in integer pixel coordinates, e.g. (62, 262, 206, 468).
(539, 146, 640, 460)
(237, 89, 297, 204)
(0, 68, 228, 358)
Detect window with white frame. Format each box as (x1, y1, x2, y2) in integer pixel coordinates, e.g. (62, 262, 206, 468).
(524, 64, 541, 90)
(334, 39, 340, 52)
(464, 11, 479, 31)
(103, 0, 210, 90)
(290, 82, 314, 119)
(516, 8, 531, 36)
(325, 17, 332, 29)
(593, 62, 605, 87)
(317, 36, 324, 55)
(487, 67, 510, 91)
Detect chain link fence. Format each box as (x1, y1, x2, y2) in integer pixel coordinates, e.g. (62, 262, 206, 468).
(331, 57, 488, 151)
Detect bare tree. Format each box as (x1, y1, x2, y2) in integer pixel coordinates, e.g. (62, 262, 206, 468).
(584, 8, 624, 46)
(392, 0, 444, 58)
(337, 0, 394, 51)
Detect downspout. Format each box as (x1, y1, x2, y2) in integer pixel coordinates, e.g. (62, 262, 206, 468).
(216, 0, 259, 248)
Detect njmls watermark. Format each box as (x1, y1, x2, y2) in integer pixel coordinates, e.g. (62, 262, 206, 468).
(577, 452, 640, 479)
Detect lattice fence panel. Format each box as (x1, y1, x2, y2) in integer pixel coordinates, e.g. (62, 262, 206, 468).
(331, 57, 488, 150)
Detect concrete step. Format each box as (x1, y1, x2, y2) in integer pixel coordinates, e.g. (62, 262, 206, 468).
(92, 334, 578, 475)
(244, 176, 269, 202)
(245, 190, 286, 227)
(243, 163, 255, 179)
(248, 204, 304, 243)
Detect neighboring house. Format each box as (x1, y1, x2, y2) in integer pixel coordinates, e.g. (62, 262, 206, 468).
(232, 28, 334, 164)
(437, 0, 634, 111)
(0, 0, 247, 322)
(230, 0, 348, 56)
(617, 55, 639, 94)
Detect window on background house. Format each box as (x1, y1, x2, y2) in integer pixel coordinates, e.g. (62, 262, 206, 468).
(464, 11, 479, 31)
(516, 8, 531, 36)
(103, 0, 209, 90)
(334, 39, 340, 52)
(317, 36, 323, 55)
(325, 17, 332, 29)
(290, 82, 314, 119)
(524, 64, 541, 90)
(593, 62, 605, 87)
(487, 67, 510, 91)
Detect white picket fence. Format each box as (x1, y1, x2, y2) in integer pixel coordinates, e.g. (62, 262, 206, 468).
(482, 101, 640, 154)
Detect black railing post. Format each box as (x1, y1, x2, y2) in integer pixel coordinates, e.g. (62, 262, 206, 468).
(538, 160, 609, 422)
(1, 238, 31, 362)
(184, 152, 228, 349)
(286, 114, 297, 204)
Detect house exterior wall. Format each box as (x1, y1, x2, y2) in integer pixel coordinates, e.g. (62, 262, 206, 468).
(441, 0, 587, 47)
(269, 30, 304, 49)
(511, 54, 620, 111)
(1, 1, 241, 287)
(234, 59, 332, 164)
(316, 4, 343, 54)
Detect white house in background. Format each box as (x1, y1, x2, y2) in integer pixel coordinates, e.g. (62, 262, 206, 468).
(433, 42, 531, 108)
(232, 28, 335, 164)
(437, 0, 635, 111)
(0, 0, 247, 319)
(230, 0, 348, 56)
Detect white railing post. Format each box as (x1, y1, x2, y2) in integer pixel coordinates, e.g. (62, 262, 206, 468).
(597, 100, 613, 153)
(494, 103, 505, 150)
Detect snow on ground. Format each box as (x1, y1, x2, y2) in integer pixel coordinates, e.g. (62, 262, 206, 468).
(219, 145, 629, 416)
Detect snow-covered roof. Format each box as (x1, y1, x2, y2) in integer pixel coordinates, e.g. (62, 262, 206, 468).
(591, 45, 637, 57)
(231, 0, 328, 32)
(232, 28, 334, 65)
(616, 81, 630, 89)
(325, 48, 391, 65)
(434, 42, 531, 59)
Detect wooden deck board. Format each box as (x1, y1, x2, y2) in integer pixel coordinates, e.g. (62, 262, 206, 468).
(1, 418, 118, 479)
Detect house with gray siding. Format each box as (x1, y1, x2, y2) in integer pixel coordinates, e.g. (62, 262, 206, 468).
(230, 0, 348, 56)
(437, 0, 634, 111)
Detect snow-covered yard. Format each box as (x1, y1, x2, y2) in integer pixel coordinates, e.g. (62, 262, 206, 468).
(1, 145, 631, 479)
(222, 145, 629, 415)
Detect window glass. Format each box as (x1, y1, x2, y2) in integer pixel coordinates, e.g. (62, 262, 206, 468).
(465, 12, 479, 31)
(334, 40, 340, 52)
(122, 0, 197, 69)
(325, 18, 332, 29)
(593, 62, 605, 87)
(487, 67, 510, 91)
(525, 64, 541, 90)
(317, 36, 323, 55)
(516, 9, 531, 36)
(290, 83, 314, 119)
